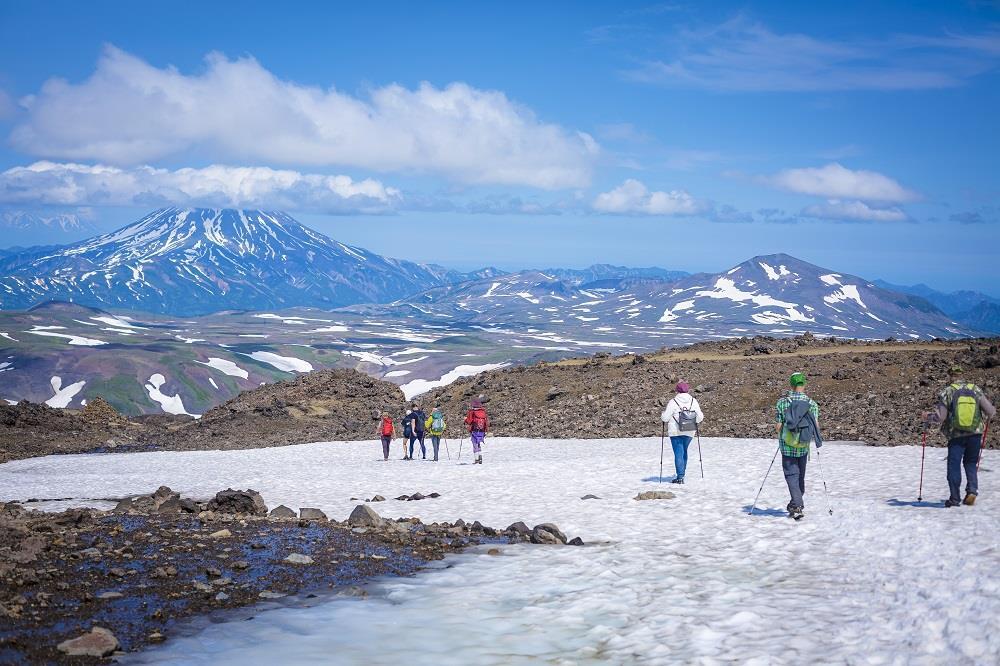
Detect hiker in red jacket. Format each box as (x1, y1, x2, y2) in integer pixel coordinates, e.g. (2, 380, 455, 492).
(464, 399, 489, 465)
(376, 411, 395, 461)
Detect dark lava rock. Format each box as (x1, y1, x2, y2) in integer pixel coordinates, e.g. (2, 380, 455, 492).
(348, 504, 383, 527)
(299, 508, 328, 521)
(207, 489, 268, 516)
(269, 505, 297, 519)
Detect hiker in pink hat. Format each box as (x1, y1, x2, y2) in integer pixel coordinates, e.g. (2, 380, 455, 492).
(660, 382, 704, 483)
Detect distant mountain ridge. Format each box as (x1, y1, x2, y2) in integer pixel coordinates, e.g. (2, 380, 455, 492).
(396, 253, 973, 339)
(874, 280, 1000, 333)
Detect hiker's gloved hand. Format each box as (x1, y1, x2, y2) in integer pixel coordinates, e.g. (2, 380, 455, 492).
(815, 440, 822, 448)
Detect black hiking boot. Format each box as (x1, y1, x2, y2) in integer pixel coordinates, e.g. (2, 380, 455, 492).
(671, 478, 684, 484)
(787, 503, 804, 520)
(963, 493, 977, 506)
(944, 498, 962, 508)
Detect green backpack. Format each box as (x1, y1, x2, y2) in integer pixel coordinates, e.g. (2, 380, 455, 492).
(950, 383, 982, 432)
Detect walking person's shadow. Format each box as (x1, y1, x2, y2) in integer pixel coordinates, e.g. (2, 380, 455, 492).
(740, 506, 787, 517)
(886, 498, 946, 509)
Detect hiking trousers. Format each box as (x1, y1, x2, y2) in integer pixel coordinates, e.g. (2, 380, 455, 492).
(409, 433, 426, 459)
(471, 431, 485, 454)
(430, 435, 441, 460)
(380, 436, 391, 460)
(670, 436, 692, 480)
(947, 434, 982, 500)
(782, 454, 808, 509)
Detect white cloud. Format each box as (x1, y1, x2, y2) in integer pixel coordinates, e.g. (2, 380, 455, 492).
(762, 163, 918, 203)
(0, 161, 401, 214)
(628, 16, 1000, 92)
(11, 46, 597, 189)
(802, 199, 908, 223)
(593, 179, 704, 215)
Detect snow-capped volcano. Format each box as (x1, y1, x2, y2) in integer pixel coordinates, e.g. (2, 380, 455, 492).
(636, 253, 964, 338)
(0, 208, 463, 314)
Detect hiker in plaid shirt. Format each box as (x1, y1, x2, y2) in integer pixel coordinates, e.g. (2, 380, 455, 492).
(775, 372, 821, 518)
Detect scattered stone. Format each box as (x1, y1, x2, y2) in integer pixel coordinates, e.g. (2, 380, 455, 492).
(284, 553, 314, 565)
(259, 590, 286, 600)
(56, 627, 120, 658)
(532, 523, 567, 544)
(506, 521, 531, 536)
(487, 548, 502, 556)
(269, 505, 297, 518)
(148, 631, 166, 643)
(299, 508, 327, 521)
(367, 495, 386, 502)
(204, 567, 222, 578)
(580, 494, 601, 500)
(211, 577, 232, 586)
(193, 581, 213, 592)
(78, 547, 101, 559)
(634, 491, 676, 501)
(207, 488, 268, 516)
(209, 529, 232, 539)
(232, 560, 249, 570)
(568, 537, 585, 546)
(348, 504, 383, 527)
(97, 591, 123, 599)
(215, 592, 230, 601)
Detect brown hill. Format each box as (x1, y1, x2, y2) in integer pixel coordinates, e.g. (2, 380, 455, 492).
(159, 368, 405, 451)
(423, 335, 1000, 446)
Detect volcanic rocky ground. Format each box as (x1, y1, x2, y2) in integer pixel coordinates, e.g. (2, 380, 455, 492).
(2, 336, 998, 461)
(0, 487, 572, 663)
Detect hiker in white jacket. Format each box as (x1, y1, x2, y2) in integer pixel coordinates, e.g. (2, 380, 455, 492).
(660, 382, 704, 484)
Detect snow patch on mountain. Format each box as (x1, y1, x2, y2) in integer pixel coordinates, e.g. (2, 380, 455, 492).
(45, 376, 85, 408)
(26, 326, 106, 346)
(400, 363, 510, 400)
(824, 285, 867, 309)
(196, 357, 249, 380)
(145, 373, 198, 417)
(243, 351, 313, 373)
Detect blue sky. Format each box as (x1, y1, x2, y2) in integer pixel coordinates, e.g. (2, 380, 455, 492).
(0, 1, 998, 292)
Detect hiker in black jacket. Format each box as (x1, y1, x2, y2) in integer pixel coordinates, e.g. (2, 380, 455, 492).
(407, 403, 427, 460)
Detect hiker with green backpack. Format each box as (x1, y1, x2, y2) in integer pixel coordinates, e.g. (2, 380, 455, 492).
(775, 372, 822, 520)
(925, 366, 995, 507)
(424, 406, 447, 461)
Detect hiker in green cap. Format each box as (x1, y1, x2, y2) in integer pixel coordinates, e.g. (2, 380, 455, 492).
(925, 366, 995, 507)
(775, 372, 822, 519)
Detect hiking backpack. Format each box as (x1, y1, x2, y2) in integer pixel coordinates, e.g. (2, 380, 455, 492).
(431, 413, 445, 432)
(380, 416, 393, 436)
(469, 408, 487, 432)
(672, 398, 699, 433)
(950, 383, 982, 433)
(781, 400, 814, 449)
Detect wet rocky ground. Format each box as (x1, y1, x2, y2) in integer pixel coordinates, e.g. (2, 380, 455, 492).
(0, 488, 578, 663)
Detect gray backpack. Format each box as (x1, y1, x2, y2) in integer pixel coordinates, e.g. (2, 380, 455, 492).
(672, 398, 698, 432)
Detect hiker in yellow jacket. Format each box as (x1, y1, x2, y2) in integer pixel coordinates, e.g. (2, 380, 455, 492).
(425, 406, 447, 462)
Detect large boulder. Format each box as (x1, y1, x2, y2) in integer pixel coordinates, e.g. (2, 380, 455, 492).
(531, 523, 567, 544)
(207, 489, 268, 516)
(56, 627, 119, 658)
(299, 508, 327, 521)
(348, 504, 383, 527)
(269, 505, 297, 518)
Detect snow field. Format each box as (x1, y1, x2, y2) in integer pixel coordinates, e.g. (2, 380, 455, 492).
(1, 438, 998, 664)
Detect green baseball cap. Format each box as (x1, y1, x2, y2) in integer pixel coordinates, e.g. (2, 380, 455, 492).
(789, 372, 807, 387)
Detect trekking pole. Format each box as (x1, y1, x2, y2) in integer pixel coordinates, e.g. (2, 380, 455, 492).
(659, 422, 665, 483)
(444, 437, 451, 460)
(814, 446, 834, 515)
(748, 443, 781, 516)
(977, 419, 990, 473)
(696, 426, 705, 479)
(458, 436, 464, 461)
(917, 428, 928, 501)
